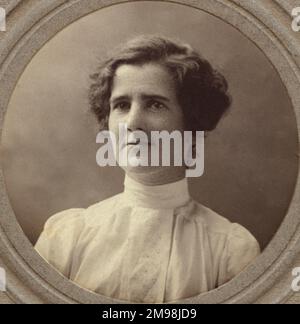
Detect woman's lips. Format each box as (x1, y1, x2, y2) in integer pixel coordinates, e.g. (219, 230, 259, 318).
(127, 142, 150, 146)
(126, 143, 151, 152)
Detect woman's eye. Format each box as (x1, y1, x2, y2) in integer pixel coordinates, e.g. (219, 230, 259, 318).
(148, 101, 166, 111)
(114, 102, 130, 111)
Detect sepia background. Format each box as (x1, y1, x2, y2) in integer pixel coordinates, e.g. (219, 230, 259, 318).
(0, 1, 298, 250)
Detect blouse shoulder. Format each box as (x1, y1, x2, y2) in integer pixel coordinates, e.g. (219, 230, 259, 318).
(35, 208, 86, 277)
(224, 223, 261, 282)
(42, 208, 85, 232)
(191, 201, 235, 235)
(84, 193, 123, 227)
(190, 201, 260, 285)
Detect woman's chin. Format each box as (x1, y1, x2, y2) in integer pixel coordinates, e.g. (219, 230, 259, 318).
(120, 164, 160, 175)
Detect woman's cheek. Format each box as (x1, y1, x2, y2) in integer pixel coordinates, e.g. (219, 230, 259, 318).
(108, 112, 120, 131)
(152, 114, 182, 132)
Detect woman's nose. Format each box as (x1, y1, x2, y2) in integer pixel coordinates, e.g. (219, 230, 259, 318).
(126, 102, 145, 132)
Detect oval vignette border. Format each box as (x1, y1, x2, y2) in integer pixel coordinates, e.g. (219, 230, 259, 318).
(0, 0, 300, 304)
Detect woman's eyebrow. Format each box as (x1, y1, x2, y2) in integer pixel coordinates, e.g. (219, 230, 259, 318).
(141, 94, 170, 102)
(109, 95, 130, 104)
(110, 94, 170, 103)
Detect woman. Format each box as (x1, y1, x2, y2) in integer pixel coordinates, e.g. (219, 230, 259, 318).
(35, 35, 260, 303)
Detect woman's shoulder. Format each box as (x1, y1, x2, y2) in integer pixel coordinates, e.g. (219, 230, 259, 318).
(35, 194, 122, 276)
(42, 208, 86, 232)
(35, 207, 86, 276)
(191, 200, 260, 251)
(191, 201, 235, 234)
(35, 207, 86, 254)
(191, 200, 260, 284)
(41, 193, 123, 234)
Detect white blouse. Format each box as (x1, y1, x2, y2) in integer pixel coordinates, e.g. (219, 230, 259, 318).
(35, 176, 260, 303)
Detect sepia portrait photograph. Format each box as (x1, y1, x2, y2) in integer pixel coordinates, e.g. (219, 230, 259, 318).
(0, 1, 298, 303)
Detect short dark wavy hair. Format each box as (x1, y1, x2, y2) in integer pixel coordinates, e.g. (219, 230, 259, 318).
(89, 35, 232, 131)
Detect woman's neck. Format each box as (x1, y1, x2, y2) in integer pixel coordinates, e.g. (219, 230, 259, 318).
(125, 166, 186, 186)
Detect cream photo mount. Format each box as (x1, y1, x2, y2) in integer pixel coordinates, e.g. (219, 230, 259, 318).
(0, 0, 299, 304)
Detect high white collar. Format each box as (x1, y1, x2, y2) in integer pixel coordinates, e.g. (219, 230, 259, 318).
(123, 175, 190, 209)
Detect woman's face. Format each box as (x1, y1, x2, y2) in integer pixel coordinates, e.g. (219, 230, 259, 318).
(108, 62, 187, 183)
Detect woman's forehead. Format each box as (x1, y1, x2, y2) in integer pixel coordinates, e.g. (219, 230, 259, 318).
(111, 63, 177, 99)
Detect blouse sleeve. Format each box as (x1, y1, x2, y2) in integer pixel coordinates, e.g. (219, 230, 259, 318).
(35, 208, 85, 278)
(222, 223, 261, 284)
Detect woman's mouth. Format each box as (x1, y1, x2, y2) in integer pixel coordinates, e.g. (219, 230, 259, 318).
(126, 138, 150, 146)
